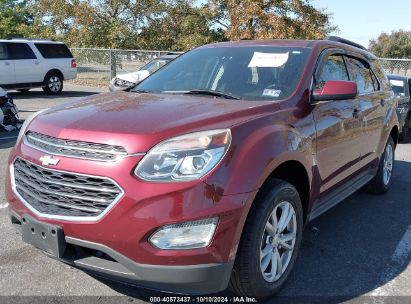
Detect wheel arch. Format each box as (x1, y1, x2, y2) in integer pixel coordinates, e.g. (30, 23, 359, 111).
(44, 69, 65, 82)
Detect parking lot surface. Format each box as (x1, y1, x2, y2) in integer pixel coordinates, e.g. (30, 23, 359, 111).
(0, 85, 410, 303)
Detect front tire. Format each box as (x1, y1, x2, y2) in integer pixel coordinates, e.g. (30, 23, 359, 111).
(363, 137, 395, 194)
(229, 179, 303, 298)
(43, 72, 63, 95)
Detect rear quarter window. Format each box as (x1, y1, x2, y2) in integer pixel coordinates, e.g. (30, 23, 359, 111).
(34, 43, 73, 59)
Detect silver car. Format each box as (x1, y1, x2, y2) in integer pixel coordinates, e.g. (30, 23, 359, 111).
(109, 54, 179, 91)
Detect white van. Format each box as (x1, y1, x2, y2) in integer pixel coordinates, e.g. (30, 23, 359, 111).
(0, 38, 77, 94)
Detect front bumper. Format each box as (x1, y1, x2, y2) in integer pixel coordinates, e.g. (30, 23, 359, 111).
(9, 211, 233, 294)
(6, 143, 255, 294)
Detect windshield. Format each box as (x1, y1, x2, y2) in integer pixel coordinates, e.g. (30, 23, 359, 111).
(389, 78, 407, 97)
(139, 59, 171, 74)
(134, 46, 310, 100)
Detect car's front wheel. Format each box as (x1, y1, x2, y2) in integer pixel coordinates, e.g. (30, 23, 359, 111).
(229, 179, 303, 298)
(43, 72, 63, 95)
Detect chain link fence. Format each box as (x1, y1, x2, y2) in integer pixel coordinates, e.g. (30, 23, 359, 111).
(70, 48, 411, 87)
(379, 58, 411, 77)
(70, 48, 182, 87)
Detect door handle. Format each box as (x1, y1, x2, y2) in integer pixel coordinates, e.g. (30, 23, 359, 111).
(4, 62, 10, 66)
(34, 61, 40, 65)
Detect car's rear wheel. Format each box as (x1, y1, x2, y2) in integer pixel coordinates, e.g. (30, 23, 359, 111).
(229, 179, 303, 298)
(43, 72, 63, 95)
(363, 136, 395, 194)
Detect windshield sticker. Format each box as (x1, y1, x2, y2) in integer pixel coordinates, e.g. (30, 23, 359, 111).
(390, 80, 404, 87)
(248, 52, 289, 68)
(263, 89, 282, 97)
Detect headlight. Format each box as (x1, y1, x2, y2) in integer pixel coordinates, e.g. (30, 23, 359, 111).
(16, 109, 47, 145)
(149, 217, 218, 250)
(134, 129, 231, 182)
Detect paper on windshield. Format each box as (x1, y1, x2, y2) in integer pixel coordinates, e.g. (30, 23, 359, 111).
(248, 52, 289, 68)
(390, 80, 404, 87)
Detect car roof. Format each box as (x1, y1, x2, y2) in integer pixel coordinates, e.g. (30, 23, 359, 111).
(387, 74, 410, 81)
(0, 38, 65, 44)
(159, 54, 180, 60)
(199, 39, 377, 59)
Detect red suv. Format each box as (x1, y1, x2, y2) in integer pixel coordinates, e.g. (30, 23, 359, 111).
(5, 37, 398, 298)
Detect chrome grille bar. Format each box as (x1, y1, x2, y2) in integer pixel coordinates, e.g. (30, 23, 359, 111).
(24, 131, 128, 162)
(13, 158, 124, 219)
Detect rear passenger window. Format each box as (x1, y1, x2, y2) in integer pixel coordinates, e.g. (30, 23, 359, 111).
(317, 55, 349, 89)
(34, 43, 73, 58)
(0, 43, 8, 60)
(346, 57, 375, 94)
(7, 43, 36, 60)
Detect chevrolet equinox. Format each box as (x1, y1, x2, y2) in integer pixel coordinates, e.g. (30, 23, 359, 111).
(6, 37, 398, 298)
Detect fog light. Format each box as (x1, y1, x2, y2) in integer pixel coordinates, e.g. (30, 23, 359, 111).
(149, 217, 218, 250)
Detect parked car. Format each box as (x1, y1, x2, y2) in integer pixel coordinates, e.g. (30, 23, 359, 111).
(0, 38, 77, 95)
(6, 37, 398, 298)
(387, 74, 411, 140)
(109, 53, 179, 91)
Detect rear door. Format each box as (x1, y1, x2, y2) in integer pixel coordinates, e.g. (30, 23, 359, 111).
(345, 56, 386, 169)
(313, 52, 362, 195)
(0, 42, 14, 85)
(6, 42, 41, 83)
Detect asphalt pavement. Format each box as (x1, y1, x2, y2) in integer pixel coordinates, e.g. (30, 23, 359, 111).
(0, 85, 410, 303)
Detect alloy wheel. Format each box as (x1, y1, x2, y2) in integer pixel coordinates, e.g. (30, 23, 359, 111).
(260, 201, 297, 283)
(383, 143, 393, 186)
(48, 76, 62, 93)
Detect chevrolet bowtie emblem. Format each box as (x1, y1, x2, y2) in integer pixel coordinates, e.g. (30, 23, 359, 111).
(39, 155, 60, 166)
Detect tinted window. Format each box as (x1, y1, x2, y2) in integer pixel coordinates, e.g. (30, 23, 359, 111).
(0, 43, 8, 60)
(136, 47, 310, 101)
(34, 43, 73, 58)
(316, 55, 349, 89)
(346, 57, 374, 94)
(7, 43, 36, 60)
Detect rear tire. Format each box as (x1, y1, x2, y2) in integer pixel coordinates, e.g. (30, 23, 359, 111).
(43, 72, 63, 95)
(229, 179, 303, 298)
(363, 137, 395, 194)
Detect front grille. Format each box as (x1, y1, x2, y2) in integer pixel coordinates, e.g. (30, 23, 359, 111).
(24, 131, 128, 162)
(13, 158, 123, 219)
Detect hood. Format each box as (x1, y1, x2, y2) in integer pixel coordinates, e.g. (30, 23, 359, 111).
(28, 91, 277, 153)
(116, 70, 150, 83)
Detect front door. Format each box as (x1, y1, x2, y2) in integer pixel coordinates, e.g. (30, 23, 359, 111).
(312, 53, 362, 196)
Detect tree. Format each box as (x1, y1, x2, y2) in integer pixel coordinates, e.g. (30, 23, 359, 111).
(138, 0, 225, 51)
(208, 0, 336, 41)
(0, 0, 33, 38)
(369, 30, 411, 59)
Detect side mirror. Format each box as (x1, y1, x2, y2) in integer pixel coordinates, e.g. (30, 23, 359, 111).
(312, 80, 358, 102)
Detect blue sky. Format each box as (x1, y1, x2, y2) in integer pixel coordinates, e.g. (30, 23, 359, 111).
(312, 0, 411, 47)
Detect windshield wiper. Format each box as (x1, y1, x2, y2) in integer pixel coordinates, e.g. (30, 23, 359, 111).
(184, 89, 241, 100)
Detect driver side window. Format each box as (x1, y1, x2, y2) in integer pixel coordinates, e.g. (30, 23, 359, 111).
(317, 55, 349, 90)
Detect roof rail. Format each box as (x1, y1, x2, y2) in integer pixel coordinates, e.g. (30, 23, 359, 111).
(6, 37, 53, 41)
(326, 36, 367, 51)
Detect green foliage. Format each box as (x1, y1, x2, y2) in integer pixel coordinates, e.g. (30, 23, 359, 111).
(1, 0, 335, 51)
(0, 0, 33, 38)
(369, 30, 411, 59)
